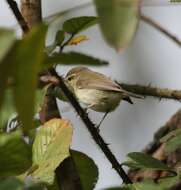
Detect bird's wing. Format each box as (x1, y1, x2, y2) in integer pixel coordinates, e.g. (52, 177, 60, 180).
(76, 71, 143, 99)
(76, 71, 124, 92)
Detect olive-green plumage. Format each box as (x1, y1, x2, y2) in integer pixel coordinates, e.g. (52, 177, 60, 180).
(64, 66, 142, 113)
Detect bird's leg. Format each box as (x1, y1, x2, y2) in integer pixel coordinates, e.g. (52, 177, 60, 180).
(84, 103, 95, 114)
(96, 111, 109, 131)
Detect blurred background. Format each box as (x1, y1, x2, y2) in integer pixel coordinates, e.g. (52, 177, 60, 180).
(1, 0, 181, 189)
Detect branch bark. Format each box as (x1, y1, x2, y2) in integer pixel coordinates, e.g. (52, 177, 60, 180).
(120, 83, 181, 101)
(20, 0, 42, 28)
(6, 0, 29, 33)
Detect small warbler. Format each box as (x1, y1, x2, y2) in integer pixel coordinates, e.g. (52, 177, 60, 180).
(63, 67, 142, 125)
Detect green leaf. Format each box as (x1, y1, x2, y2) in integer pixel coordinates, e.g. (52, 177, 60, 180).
(104, 184, 135, 190)
(31, 119, 73, 184)
(0, 131, 32, 177)
(55, 30, 65, 45)
(35, 86, 49, 113)
(44, 51, 108, 67)
(133, 180, 161, 190)
(158, 175, 181, 189)
(104, 188, 124, 190)
(160, 128, 181, 143)
(94, 0, 140, 51)
(72, 150, 99, 190)
(104, 187, 123, 190)
(125, 152, 172, 171)
(160, 128, 181, 154)
(63, 16, 98, 34)
(164, 134, 181, 153)
(133, 175, 181, 190)
(122, 160, 143, 170)
(46, 30, 65, 54)
(25, 181, 45, 190)
(47, 179, 59, 190)
(110, 175, 181, 190)
(46, 44, 57, 54)
(0, 28, 16, 62)
(0, 89, 16, 129)
(0, 42, 17, 111)
(12, 25, 48, 134)
(0, 178, 23, 190)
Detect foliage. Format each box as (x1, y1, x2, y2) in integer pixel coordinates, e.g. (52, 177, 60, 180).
(31, 119, 73, 184)
(122, 152, 173, 172)
(45, 52, 108, 67)
(0, 2, 180, 190)
(72, 150, 99, 190)
(94, 0, 140, 51)
(62, 16, 98, 35)
(160, 128, 181, 153)
(0, 131, 32, 177)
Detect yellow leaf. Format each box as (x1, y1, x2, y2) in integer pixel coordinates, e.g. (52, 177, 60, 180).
(67, 35, 89, 46)
(31, 118, 73, 184)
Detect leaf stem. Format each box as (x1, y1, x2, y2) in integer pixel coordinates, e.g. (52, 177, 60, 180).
(60, 34, 75, 52)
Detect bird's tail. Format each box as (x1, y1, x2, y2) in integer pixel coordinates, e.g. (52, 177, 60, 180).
(123, 91, 144, 104)
(126, 91, 144, 99)
(123, 96, 134, 104)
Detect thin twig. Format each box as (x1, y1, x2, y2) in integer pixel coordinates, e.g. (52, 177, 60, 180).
(60, 34, 74, 52)
(140, 14, 181, 47)
(50, 68, 132, 184)
(120, 83, 181, 101)
(6, 0, 29, 33)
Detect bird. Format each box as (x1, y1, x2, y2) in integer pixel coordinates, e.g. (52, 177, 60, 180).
(64, 66, 142, 127)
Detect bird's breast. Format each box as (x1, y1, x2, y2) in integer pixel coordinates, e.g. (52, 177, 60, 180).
(75, 88, 123, 112)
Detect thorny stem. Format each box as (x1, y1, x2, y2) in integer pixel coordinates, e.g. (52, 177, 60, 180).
(120, 83, 181, 101)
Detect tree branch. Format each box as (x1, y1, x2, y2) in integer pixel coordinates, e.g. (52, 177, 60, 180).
(20, 0, 42, 28)
(140, 14, 181, 47)
(120, 83, 181, 101)
(6, 0, 29, 33)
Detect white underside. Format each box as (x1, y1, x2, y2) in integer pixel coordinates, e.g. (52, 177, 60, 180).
(75, 88, 123, 112)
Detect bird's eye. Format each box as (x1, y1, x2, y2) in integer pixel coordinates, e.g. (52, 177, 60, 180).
(67, 76, 74, 81)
